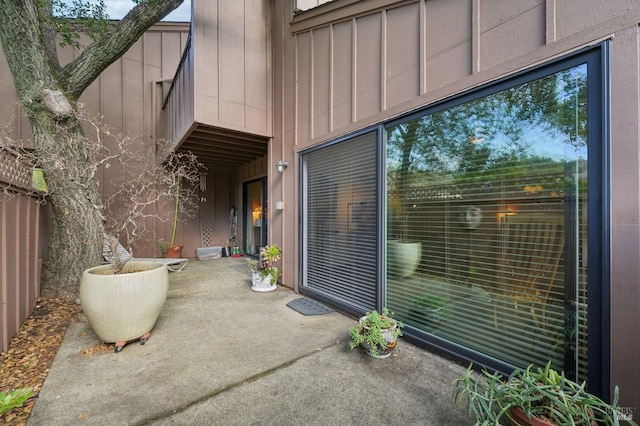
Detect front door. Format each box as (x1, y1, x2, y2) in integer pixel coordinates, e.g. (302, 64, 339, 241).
(243, 178, 267, 255)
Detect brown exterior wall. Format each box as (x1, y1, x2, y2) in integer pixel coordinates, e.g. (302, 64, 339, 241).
(271, 0, 640, 407)
(0, 22, 190, 258)
(0, 21, 190, 350)
(191, 0, 272, 137)
(0, 152, 48, 353)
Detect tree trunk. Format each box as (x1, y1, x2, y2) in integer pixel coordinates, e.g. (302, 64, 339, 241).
(34, 118, 104, 298)
(0, 0, 184, 297)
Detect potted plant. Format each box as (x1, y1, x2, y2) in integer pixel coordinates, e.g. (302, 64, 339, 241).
(453, 362, 638, 426)
(348, 308, 404, 358)
(409, 294, 451, 327)
(157, 240, 170, 257)
(247, 244, 281, 292)
(80, 128, 202, 352)
(164, 154, 199, 258)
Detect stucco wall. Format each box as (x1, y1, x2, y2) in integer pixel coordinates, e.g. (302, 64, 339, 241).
(272, 0, 640, 408)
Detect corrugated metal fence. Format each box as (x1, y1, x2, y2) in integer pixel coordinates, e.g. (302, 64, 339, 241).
(0, 150, 48, 353)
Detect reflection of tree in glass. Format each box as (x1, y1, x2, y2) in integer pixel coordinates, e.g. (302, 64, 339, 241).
(387, 65, 588, 199)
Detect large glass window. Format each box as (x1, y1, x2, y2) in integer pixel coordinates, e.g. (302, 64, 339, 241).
(386, 63, 591, 379)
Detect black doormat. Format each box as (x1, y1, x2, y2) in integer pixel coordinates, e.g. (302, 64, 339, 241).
(287, 298, 334, 316)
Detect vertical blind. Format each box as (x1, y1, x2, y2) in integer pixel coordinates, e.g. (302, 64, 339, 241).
(302, 131, 378, 311)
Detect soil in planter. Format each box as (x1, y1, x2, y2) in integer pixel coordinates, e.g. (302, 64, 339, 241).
(92, 265, 158, 275)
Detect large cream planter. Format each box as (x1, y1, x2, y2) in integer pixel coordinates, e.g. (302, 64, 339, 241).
(80, 262, 169, 350)
(388, 241, 422, 278)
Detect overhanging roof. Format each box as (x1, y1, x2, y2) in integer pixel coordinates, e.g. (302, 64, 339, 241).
(176, 123, 269, 169)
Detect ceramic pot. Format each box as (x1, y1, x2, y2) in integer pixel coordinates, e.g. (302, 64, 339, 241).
(80, 262, 169, 351)
(388, 240, 422, 277)
(508, 407, 556, 426)
(166, 244, 184, 258)
(251, 271, 276, 292)
(359, 316, 399, 358)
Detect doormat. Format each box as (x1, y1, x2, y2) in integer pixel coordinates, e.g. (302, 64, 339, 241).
(286, 298, 334, 316)
(227, 262, 250, 275)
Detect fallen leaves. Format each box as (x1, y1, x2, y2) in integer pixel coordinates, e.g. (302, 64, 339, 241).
(0, 297, 78, 425)
(82, 342, 114, 355)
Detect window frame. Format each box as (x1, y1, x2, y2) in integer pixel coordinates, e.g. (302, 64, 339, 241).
(382, 43, 609, 397)
(297, 43, 609, 398)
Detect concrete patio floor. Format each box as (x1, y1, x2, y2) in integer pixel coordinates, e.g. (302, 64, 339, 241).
(28, 257, 472, 425)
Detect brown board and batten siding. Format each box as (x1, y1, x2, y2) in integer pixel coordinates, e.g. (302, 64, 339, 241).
(273, 0, 640, 407)
(189, 0, 272, 139)
(0, 152, 46, 353)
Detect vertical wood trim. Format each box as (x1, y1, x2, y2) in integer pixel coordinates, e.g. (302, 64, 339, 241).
(24, 198, 31, 315)
(216, 1, 221, 124)
(329, 24, 335, 131)
(545, 0, 557, 44)
(13, 197, 20, 328)
(142, 33, 147, 138)
(380, 9, 387, 111)
(243, 0, 248, 130)
(310, 29, 315, 140)
(1, 193, 7, 352)
(33, 197, 40, 301)
(352, 18, 357, 122)
(472, 0, 481, 73)
(120, 57, 125, 131)
(420, 0, 427, 95)
(294, 33, 300, 146)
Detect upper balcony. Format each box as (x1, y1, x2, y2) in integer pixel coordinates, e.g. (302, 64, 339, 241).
(161, 0, 272, 168)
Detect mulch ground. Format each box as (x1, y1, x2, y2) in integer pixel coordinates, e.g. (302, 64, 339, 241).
(0, 298, 78, 425)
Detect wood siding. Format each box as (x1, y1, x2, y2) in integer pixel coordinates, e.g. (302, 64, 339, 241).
(0, 152, 47, 353)
(272, 0, 640, 406)
(189, 0, 272, 137)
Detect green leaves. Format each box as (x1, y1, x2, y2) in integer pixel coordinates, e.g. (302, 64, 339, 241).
(51, 0, 109, 48)
(0, 387, 37, 416)
(453, 362, 638, 426)
(348, 308, 404, 357)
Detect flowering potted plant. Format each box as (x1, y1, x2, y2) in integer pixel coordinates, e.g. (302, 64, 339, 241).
(247, 244, 281, 292)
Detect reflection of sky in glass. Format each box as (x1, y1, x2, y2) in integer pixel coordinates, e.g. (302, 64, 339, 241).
(387, 63, 588, 171)
(491, 124, 587, 163)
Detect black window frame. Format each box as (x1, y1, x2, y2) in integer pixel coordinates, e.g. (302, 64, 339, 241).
(298, 43, 609, 398)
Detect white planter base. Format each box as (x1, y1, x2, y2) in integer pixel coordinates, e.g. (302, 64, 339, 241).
(251, 271, 277, 292)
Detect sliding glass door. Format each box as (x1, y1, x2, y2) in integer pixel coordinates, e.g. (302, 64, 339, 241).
(385, 58, 596, 381)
